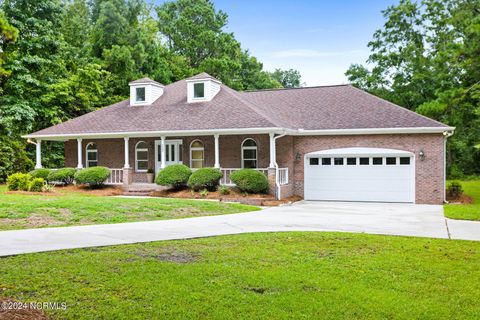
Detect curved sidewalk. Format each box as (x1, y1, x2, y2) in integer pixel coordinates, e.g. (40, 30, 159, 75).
(0, 201, 477, 256)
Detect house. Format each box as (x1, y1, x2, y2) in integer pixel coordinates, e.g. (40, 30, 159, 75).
(24, 73, 454, 204)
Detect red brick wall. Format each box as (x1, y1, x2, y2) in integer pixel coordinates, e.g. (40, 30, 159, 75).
(291, 134, 445, 204)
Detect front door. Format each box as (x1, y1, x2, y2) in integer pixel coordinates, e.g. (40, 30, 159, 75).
(154, 139, 183, 174)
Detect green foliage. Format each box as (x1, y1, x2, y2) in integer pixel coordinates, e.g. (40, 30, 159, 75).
(187, 167, 223, 191)
(199, 188, 209, 197)
(446, 181, 464, 200)
(0, 10, 18, 78)
(218, 185, 230, 195)
(48, 168, 76, 185)
(29, 169, 51, 181)
(230, 169, 269, 194)
(345, 0, 480, 177)
(155, 164, 192, 189)
(269, 69, 303, 88)
(74, 166, 111, 186)
(0, 137, 33, 182)
(7, 173, 31, 191)
(29, 178, 45, 192)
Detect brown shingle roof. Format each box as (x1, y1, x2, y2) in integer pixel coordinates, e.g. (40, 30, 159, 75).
(27, 74, 449, 138)
(129, 77, 164, 86)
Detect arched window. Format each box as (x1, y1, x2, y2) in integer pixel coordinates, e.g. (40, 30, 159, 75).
(242, 139, 257, 168)
(190, 140, 204, 169)
(135, 141, 149, 172)
(86, 143, 98, 167)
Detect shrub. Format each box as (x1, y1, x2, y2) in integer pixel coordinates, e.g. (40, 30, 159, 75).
(48, 168, 76, 185)
(230, 169, 269, 194)
(29, 168, 51, 181)
(187, 167, 223, 191)
(219, 185, 230, 195)
(199, 188, 209, 197)
(446, 181, 463, 200)
(7, 173, 32, 191)
(74, 166, 111, 186)
(29, 178, 45, 192)
(155, 164, 192, 189)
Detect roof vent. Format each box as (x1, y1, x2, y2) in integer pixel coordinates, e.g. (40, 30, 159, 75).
(129, 77, 164, 106)
(186, 73, 221, 103)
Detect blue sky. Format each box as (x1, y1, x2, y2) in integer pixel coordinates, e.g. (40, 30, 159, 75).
(154, 0, 398, 86)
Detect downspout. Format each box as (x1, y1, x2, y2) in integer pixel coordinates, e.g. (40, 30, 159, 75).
(273, 131, 287, 200)
(443, 130, 454, 203)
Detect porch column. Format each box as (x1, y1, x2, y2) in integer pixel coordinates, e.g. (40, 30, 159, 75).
(123, 137, 130, 168)
(269, 132, 275, 168)
(77, 138, 83, 169)
(160, 136, 166, 169)
(214, 134, 220, 168)
(34, 140, 42, 169)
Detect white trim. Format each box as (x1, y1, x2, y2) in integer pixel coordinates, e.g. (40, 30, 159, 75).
(85, 142, 98, 168)
(186, 78, 222, 84)
(77, 138, 83, 169)
(123, 137, 130, 169)
(214, 134, 220, 168)
(190, 139, 205, 169)
(241, 138, 258, 169)
(22, 127, 454, 141)
(135, 140, 149, 172)
(35, 140, 42, 169)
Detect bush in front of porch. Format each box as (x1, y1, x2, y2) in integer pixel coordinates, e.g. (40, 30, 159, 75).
(188, 168, 223, 191)
(74, 166, 111, 187)
(155, 164, 192, 189)
(230, 169, 269, 194)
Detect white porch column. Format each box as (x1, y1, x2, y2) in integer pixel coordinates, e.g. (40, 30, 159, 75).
(269, 132, 275, 168)
(77, 138, 83, 169)
(160, 136, 166, 169)
(124, 137, 130, 168)
(214, 134, 220, 168)
(35, 140, 42, 169)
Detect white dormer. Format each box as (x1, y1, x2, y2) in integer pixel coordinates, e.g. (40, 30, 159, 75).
(129, 77, 164, 106)
(186, 74, 221, 103)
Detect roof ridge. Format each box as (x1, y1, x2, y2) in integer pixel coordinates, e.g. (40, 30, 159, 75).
(242, 83, 350, 93)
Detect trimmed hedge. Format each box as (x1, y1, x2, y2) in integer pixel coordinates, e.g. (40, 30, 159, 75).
(29, 178, 45, 192)
(7, 173, 32, 191)
(187, 167, 223, 191)
(230, 169, 269, 194)
(29, 168, 51, 181)
(74, 166, 111, 186)
(48, 167, 76, 185)
(155, 164, 192, 189)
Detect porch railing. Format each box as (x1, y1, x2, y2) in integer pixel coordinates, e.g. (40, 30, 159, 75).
(106, 168, 123, 185)
(277, 168, 289, 186)
(220, 168, 268, 186)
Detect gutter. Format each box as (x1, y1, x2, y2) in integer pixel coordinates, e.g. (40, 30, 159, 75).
(443, 130, 455, 203)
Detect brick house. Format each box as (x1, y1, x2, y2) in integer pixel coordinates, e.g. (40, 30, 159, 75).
(24, 73, 454, 204)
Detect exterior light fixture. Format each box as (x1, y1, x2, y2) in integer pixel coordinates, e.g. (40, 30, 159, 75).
(419, 150, 426, 161)
(295, 152, 301, 161)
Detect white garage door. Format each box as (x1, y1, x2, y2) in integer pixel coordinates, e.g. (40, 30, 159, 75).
(304, 148, 415, 203)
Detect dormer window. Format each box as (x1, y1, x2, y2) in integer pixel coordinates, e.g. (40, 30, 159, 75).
(136, 87, 146, 102)
(193, 83, 205, 98)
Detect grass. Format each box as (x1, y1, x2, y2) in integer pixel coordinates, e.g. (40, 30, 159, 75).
(444, 180, 480, 220)
(0, 185, 259, 231)
(0, 232, 479, 319)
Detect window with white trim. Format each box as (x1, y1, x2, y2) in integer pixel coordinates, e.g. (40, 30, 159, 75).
(242, 139, 257, 168)
(193, 83, 205, 98)
(135, 141, 149, 172)
(190, 140, 204, 168)
(86, 143, 98, 167)
(136, 87, 146, 102)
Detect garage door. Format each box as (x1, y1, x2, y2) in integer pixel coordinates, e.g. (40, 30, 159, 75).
(304, 147, 415, 203)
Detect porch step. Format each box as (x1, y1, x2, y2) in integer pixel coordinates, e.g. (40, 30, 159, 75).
(125, 183, 165, 193)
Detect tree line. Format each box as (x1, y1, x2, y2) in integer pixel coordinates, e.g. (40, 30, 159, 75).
(0, 0, 301, 181)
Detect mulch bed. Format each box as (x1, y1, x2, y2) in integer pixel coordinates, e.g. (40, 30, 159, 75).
(149, 188, 302, 206)
(0, 297, 50, 320)
(446, 194, 473, 204)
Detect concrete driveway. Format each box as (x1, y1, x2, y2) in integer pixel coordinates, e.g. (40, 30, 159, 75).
(0, 201, 478, 257)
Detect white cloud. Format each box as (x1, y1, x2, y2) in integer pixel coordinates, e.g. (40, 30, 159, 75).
(271, 49, 366, 58)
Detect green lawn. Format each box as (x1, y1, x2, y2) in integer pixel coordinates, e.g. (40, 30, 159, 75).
(0, 232, 478, 319)
(444, 180, 480, 220)
(0, 185, 259, 231)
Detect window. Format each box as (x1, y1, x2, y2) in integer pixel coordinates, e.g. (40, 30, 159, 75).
(360, 157, 369, 165)
(135, 141, 149, 172)
(400, 157, 411, 165)
(242, 139, 257, 168)
(193, 83, 205, 98)
(190, 140, 204, 168)
(136, 87, 146, 102)
(372, 157, 383, 165)
(322, 158, 331, 165)
(334, 157, 344, 165)
(347, 157, 357, 165)
(86, 143, 98, 167)
(386, 157, 397, 165)
(309, 158, 319, 165)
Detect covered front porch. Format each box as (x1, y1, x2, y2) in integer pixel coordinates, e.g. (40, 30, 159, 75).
(33, 132, 290, 198)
